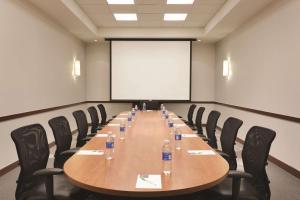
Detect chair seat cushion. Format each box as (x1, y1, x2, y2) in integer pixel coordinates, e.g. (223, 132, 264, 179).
(22, 175, 89, 200)
(200, 177, 259, 200)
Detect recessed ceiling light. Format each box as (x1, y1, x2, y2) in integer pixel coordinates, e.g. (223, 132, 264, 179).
(114, 13, 137, 21)
(164, 13, 187, 21)
(197, 39, 201, 42)
(167, 0, 194, 4)
(94, 39, 98, 42)
(107, 0, 134, 4)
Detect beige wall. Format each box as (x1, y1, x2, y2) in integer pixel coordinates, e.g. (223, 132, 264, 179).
(215, 0, 300, 170)
(0, 0, 86, 169)
(86, 42, 216, 101)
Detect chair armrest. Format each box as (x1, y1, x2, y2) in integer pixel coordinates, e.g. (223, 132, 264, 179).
(191, 127, 197, 131)
(112, 115, 117, 118)
(60, 149, 78, 157)
(96, 126, 102, 131)
(228, 171, 253, 179)
(33, 168, 63, 177)
(218, 151, 230, 159)
(82, 136, 92, 141)
(89, 133, 97, 137)
(178, 116, 183, 118)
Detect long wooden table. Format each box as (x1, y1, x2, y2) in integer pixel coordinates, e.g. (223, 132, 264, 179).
(64, 111, 229, 197)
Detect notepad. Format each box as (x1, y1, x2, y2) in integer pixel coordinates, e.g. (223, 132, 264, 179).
(146, 110, 153, 112)
(172, 117, 180, 120)
(174, 124, 186, 127)
(108, 124, 120, 127)
(119, 113, 128, 116)
(136, 174, 162, 189)
(115, 117, 127, 120)
(95, 134, 116, 138)
(182, 134, 198, 138)
(187, 150, 216, 155)
(77, 150, 104, 156)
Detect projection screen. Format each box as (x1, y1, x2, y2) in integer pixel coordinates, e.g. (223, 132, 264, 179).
(110, 40, 191, 101)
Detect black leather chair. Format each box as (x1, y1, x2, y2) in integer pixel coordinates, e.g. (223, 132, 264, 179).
(73, 110, 93, 147)
(217, 117, 243, 170)
(87, 106, 102, 134)
(192, 107, 205, 135)
(11, 124, 88, 200)
(97, 104, 114, 126)
(202, 126, 276, 200)
(48, 116, 79, 169)
(145, 100, 161, 110)
(205, 110, 221, 149)
(181, 104, 197, 127)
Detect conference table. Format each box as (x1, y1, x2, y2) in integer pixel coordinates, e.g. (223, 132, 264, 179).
(64, 110, 229, 198)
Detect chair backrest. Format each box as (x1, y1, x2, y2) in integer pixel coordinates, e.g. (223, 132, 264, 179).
(187, 104, 197, 125)
(195, 107, 205, 134)
(48, 116, 72, 167)
(73, 110, 88, 147)
(206, 110, 221, 149)
(87, 106, 100, 133)
(11, 124, 49, 199)
(146, 100, 160, 110)
(220, 117, 243, 170)
(242, 126, 276, 199)
(97, 104, 107, 125)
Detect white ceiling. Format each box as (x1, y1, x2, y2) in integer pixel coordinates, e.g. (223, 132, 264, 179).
(76, 0, 226, 27)
(28, 0, 274, 42)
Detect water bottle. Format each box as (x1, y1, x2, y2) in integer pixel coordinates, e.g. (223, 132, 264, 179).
(119, 119, 126, 140)
(105, 132, 114, 160)
(168, 118, 174, 129)
(127, 112, 132, 127)
(135, 104, 138, 111)
(162, 139, 172, 175)
(174, 127, 182, 150)
(131, 108, 136, 120)
(142, 102, 146, 112)
(165, 110, 169, 120)
(160, 104, 164, 111)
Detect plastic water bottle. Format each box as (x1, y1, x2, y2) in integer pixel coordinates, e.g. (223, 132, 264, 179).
(127, 112, 132, 127)
(168, 118, 174, 129)
(161, 106, 166, 119)
(135, 104, 138, 111)
(165, 110, 169, 120)
(131, 108, 136, 120)
(105, 132, 114, 160)
(142, 102, 146, 112)
(119, 119, 126, 140)
(174, 127, 182, 150)
(162, 139, 172, 175)
(160, 104, 164, 111)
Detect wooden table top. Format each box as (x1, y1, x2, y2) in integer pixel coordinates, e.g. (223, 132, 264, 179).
(64, 111, 229, 197)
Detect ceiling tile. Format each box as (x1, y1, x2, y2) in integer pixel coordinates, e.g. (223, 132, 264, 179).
(76, 0, 107, 5)
(109, 5, 137, 12)
(164, 5, 193, 13)
(137, 5, 164, 13)
(135, 0, 165, 5)
(139, 14, 162, 21)
(80, 5, 111, 14)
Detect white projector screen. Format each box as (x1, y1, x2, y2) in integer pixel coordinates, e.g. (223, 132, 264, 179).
(111, 40, 191, 101)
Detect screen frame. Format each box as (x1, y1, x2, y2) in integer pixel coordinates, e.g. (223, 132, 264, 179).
(107, 38, 195, 103)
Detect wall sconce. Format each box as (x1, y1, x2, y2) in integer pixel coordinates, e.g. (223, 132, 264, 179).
(73, 60, 80, 79)
(223, 59, 229, 77)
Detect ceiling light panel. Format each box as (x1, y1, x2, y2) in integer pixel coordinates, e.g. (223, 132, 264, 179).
(107, 0, 134, 4)
(167, 0, 194, 4)
(164, 13, 187, 21)
(114, 13, 137, 21)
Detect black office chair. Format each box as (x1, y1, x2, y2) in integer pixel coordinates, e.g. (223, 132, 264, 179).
(192, 107, 205, 135)
(202, 126, 276, 200)
(145, 100, 161, 110)
(217, 117, 243, 170)
(48, 116, 79, 168)
(87, 106, 102, 134)
(73, 110, 93, 147)
(205, 110, 221, 149)
(181, 104, 197, 127)
(11, 124, 88, 200)
(97, 104, 114, 126)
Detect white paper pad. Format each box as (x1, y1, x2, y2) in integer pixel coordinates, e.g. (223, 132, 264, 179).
(174, 124, 186, 127)
(136, 174, 162, 189)
(119, 113, 128, 116)
(172, 117, 180, 120)
(95, 134, 116, 138)
(115, 117, 127, 120)
(146, 110, 153, 112)
(77, 150, 104, 156)
(187, 150, 216, 155)
(108, 124, 120, 127)
(182, 134, 198, 138)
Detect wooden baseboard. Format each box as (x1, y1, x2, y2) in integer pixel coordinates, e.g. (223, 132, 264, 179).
(0, 129, 78, 177)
